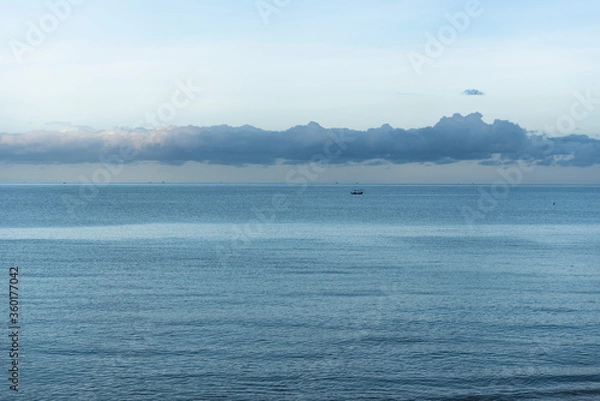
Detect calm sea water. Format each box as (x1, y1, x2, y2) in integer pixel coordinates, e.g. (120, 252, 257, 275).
(1, 184, 599, 400)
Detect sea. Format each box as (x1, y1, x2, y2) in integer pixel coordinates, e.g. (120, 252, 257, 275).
(1, 184, 599, 400)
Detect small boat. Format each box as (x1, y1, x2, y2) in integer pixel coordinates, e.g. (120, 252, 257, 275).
(350, 189, 363, 195)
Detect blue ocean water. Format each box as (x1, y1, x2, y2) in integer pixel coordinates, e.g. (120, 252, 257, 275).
(1, 184, 599, 400)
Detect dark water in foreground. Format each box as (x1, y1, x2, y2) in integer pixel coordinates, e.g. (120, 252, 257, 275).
(1, 184, 599, 400)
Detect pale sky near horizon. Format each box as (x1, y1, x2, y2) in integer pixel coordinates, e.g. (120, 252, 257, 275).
(1, 0, 599, 183)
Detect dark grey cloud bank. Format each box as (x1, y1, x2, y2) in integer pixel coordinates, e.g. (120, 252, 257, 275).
(1, 113, 599, 167)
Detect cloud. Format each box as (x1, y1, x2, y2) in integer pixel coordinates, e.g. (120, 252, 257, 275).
(45, 121, 96, 132)
(462, 89, 485, 96)
(1, 113, 599, 167)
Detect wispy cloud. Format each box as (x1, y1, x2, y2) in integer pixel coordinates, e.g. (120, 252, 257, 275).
(1, 113, 599, 167)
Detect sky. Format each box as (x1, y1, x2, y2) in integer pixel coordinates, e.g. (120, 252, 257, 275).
(1, 0, 599, 183)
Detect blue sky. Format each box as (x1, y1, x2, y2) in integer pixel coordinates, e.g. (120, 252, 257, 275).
(1, 0, 599, 182)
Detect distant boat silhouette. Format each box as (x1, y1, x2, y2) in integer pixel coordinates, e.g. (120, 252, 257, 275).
(350, 189, 363, 195)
